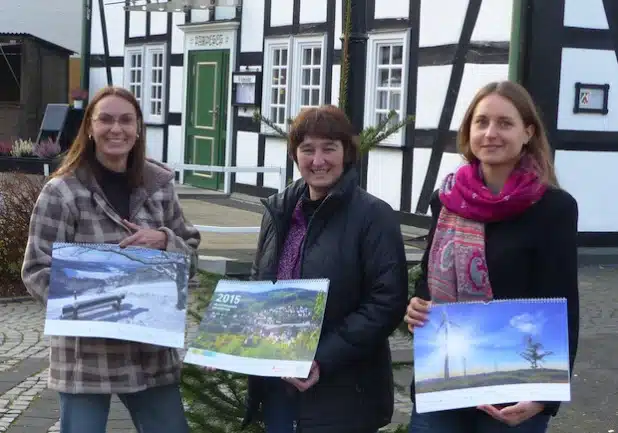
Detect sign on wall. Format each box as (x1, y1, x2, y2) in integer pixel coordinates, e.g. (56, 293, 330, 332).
(573, 82, 610, 115)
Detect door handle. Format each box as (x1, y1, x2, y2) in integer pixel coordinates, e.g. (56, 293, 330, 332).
(209, 107, 219, 118)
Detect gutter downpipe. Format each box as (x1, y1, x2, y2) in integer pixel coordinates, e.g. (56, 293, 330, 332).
(508, 0, 525, 82)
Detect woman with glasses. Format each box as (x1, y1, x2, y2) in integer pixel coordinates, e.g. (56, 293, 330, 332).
(22, 85, 200, 433)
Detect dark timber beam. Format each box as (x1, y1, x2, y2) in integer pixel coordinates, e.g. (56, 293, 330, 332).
(415, 0, 482, 213)
(345, 0, 369, 188)
(98, 0, 113, 85)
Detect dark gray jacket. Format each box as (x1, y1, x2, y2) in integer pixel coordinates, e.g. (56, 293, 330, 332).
(243, 168, 408, 433)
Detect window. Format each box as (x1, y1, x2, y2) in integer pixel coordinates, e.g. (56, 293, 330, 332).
(262, 35, 327, 132)
(124, 44, 167, 124)
(365, 31, 410, 146)
(0, 43, 22, 103)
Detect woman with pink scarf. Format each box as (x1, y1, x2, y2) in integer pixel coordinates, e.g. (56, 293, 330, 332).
(404, 80, 580, 433)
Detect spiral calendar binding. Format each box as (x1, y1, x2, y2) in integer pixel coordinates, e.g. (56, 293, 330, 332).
(434, 297, 567, 307)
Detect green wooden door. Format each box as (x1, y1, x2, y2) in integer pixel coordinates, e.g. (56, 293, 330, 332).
(184, 50, 229, 189)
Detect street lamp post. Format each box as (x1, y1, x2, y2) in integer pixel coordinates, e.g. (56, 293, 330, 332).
(343, 0, 369, 187)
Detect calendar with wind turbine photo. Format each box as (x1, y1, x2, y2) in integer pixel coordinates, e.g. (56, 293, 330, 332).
(413, 298, 571, 413)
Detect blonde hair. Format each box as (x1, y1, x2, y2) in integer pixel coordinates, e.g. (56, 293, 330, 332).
(457, 80, 558, 187)
(52, 86, 146, 188)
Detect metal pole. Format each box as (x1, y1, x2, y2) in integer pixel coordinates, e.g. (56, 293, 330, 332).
(508, 0, 525, 82)
(80, 0, 92, 98)
(343, 0, 368, 188)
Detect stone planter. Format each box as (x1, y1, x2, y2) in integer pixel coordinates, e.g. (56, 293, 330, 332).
(0, 156, 60, 175)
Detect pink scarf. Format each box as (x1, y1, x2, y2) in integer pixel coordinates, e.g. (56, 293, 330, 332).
(427, 159, 546, 303)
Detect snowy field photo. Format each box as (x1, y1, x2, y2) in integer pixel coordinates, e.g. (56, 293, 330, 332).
(413, 298, 571, 413)
(44, 242, 190, 348)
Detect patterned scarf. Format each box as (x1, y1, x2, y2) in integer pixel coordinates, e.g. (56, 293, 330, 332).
(427, 159, 546, 303)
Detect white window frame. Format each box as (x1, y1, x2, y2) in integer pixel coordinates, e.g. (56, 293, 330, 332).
(364, 30, 410, 147)
(290, 35, 327, 115)
(124, 47, 144, 105)
(262, 37, 292, 134)
(123, 43, 167, 124)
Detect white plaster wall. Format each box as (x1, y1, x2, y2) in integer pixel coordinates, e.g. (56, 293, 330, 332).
(89, 67, 124, 97)
(334, 0, 342, 50)
(419, 0, 468, 47)
(235, 132, 260, 185)
(374, 0, 409, 20)
(415, 65, 452, 129)
(557, 48, 618, 131)
(564, 0, 609, 29)
(450, 63, 510, 130)
(293, 162, 301, 181)
(554, 150, 618, 231)
(145, 127, 164, 161)
(129, 11, 147, 38)
(150, 11, 168, 35)
(366, 148, 403, 210)
(331, 65, 341, 107)
(167, 125, 183, 165)
(263, 137, 288, 189)
(470, 0, 512, 42)
(169, 66, 184, 113)
(0, 0, 83, 53)
(411, 149, 463, 214)
(171, 12, 186, 54)
(300, 0, 328, 24)
(104, 3, 127, 57)
(215, 7, 236, 20)
(271, 0, 294, 27)
(241, 0, 265, 52)
(190, 10, 211, 23)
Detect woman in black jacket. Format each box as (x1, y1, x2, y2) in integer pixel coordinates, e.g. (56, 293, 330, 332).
(404, 81, 579, 433)
(242, 105, 409, 433)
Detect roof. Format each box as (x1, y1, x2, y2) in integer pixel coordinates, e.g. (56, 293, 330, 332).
(0, 33, 74, 55)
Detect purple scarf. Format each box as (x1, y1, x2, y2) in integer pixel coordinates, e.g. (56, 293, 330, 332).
(277, 199, 308, 280)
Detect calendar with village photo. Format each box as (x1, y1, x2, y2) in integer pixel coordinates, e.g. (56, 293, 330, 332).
(44, 242, 189, 348)
(184, 278, 329, 378)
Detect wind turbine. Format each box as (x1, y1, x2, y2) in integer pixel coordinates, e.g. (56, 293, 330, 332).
(435, 308, 460, 380)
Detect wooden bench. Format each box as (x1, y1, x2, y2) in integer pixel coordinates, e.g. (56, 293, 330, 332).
(61, 293, 126, 320)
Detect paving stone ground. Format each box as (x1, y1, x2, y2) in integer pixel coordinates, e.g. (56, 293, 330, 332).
(1, 264, 616, 431)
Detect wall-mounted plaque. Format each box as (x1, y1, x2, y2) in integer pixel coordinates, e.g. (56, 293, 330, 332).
(231, 71, 262, 107)
(573, 82, 609, 115)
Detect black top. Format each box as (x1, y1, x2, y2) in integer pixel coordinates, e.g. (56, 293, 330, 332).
(414, 187, 580, 417)
(245, 168, 409, 433)
(93, 158, 131, 220)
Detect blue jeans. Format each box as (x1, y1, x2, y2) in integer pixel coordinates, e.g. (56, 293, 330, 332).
(262, 379, 297, 433)
(408, 407, 550, 433)
(58, 384, 189, 433)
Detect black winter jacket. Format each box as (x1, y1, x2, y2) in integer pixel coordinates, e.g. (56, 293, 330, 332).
(243, 168, 409, 433)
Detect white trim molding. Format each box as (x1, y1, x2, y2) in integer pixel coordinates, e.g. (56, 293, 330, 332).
(177, 20, 239, 193)
(364, 30, 411, 147)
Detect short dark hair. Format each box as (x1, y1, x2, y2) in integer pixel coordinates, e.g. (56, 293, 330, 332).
(288, 105, 359, 164)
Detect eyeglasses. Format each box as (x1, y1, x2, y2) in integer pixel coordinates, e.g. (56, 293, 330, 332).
(92, 113, 137, 128)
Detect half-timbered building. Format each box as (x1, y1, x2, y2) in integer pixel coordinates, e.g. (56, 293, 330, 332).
(85, 0, 618, 246)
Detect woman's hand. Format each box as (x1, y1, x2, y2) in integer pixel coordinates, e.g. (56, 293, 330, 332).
(404, 297, 431, 332)
(283, 361, 320, 392)
(119, 220, 168, 250)
(477, 402, 545, 426)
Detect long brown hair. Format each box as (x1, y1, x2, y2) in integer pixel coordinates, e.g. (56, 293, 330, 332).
(457, 80, 559, 186)
(52, 86, 146, 188)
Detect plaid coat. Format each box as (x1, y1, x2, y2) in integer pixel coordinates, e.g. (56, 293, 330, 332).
(21, 159, 201, 394)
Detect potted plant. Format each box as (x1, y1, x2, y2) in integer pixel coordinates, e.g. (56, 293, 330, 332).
(70, 88, 89, 109)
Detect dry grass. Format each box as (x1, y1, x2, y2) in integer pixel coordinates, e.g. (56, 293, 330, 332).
(0, 173, 46, 297)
